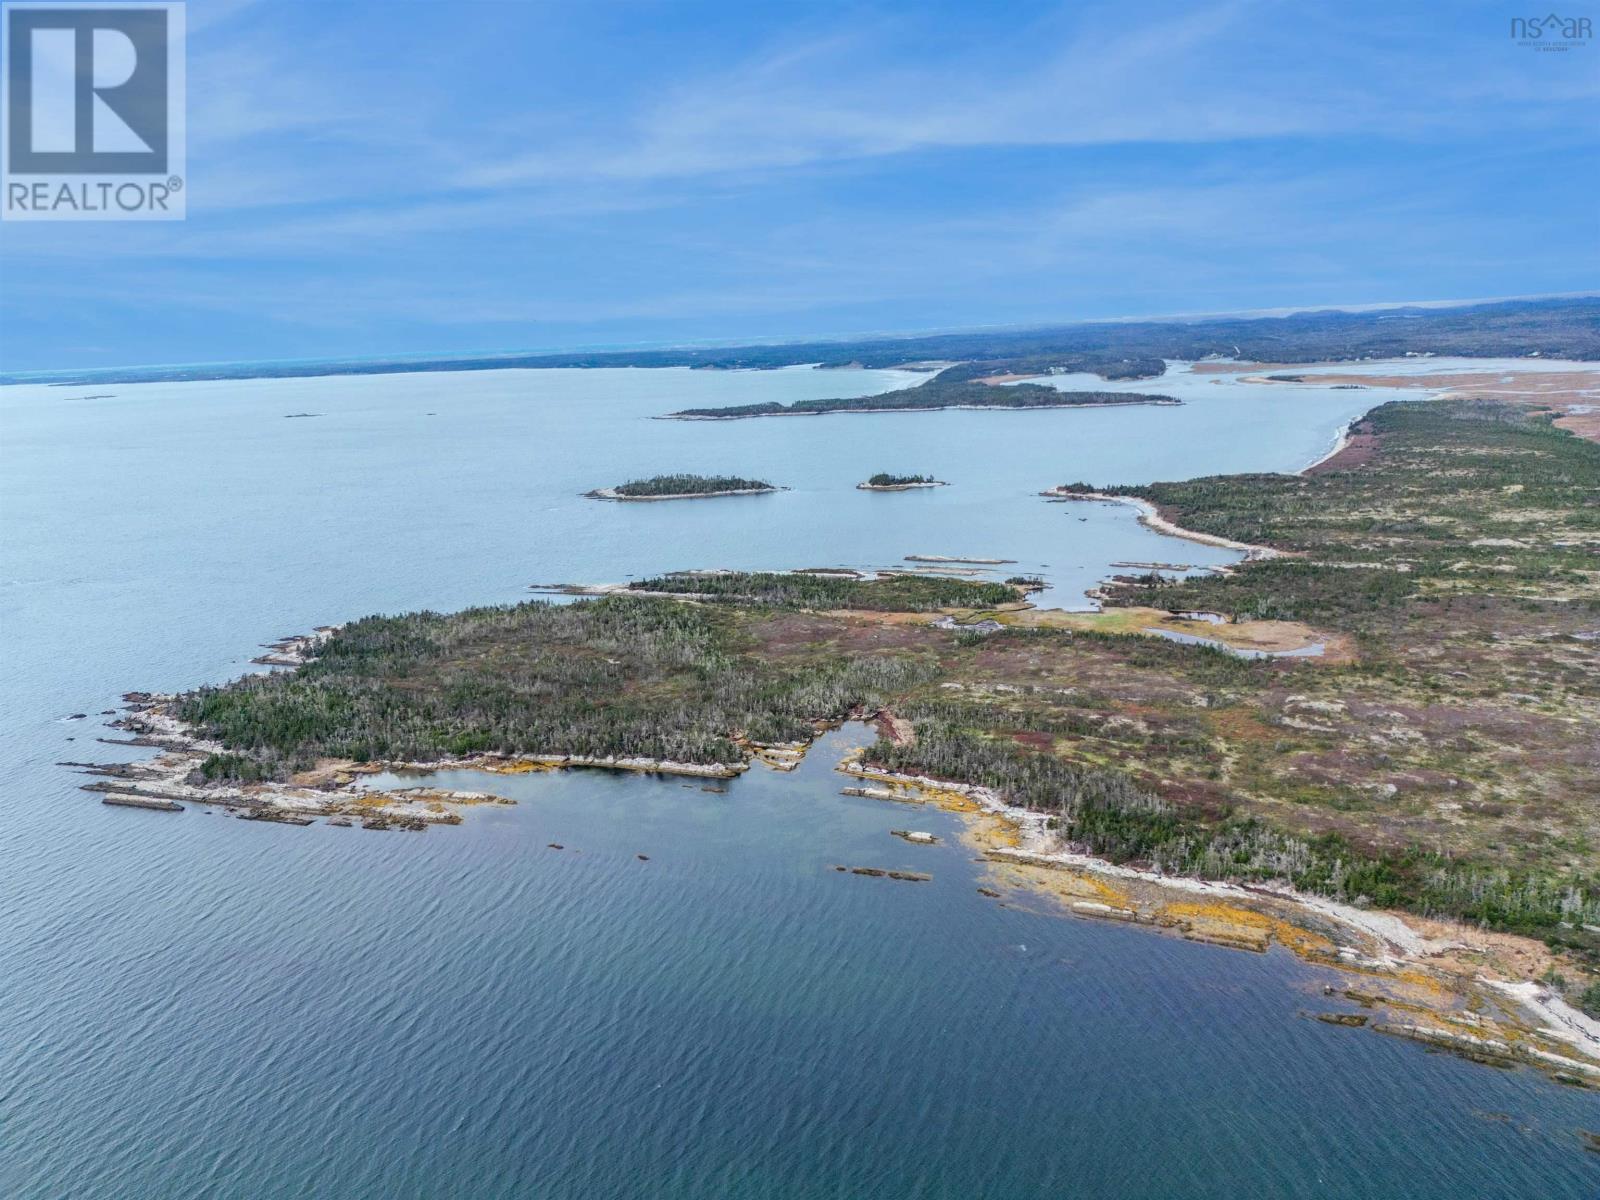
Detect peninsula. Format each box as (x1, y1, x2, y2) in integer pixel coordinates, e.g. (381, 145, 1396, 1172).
(88, 390, 1600, 1084)
(663, 378, 1178, 420)
(586, 474, 780, 500)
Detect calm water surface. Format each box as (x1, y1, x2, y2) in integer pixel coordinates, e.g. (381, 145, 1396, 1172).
(2, 361, 1595, 1198)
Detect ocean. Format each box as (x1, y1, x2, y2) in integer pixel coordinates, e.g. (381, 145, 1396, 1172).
(2, 360, 1594, 1198)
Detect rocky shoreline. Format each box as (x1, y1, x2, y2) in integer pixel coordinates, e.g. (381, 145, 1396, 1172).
(79, 677, 1600, 1088)
(251, 625, 341, 666)
(585, 485, 782, 501)
(73, 692, 756, 830)
(833, 755, 1600, 1089)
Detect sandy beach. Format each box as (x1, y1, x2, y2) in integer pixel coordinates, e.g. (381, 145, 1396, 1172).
(1040, 488, 1285, 561)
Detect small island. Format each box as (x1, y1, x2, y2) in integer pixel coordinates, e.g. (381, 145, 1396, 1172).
(586, 473, 781, 501)
(857, 473, 946, 491)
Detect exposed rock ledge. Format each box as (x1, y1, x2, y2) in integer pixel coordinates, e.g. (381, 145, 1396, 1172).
(76, 695, 752, 830)
(835, 758, 1600, 1085)
(585, 486, 782, 501)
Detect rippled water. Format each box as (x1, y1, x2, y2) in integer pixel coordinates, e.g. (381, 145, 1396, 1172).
(3, 361, 1596, 1198)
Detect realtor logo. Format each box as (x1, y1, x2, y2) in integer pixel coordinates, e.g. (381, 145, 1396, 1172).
(3, 2, 185, 219)
(1510, 12, 1593, 49)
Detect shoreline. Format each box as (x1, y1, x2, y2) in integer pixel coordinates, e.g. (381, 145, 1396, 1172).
(85, 686, 1600, 1086)
(1046, 407, 1387, 607)
(1040, 489, 1284, 561)
(585, 486, 782, 501)
(251, 624, 341, 666)
(904, 554, 1013, 565)
(836, 758, 1600, 1083)
(857, 480, 947, 491)
(660, 397, 1182, 421)
(1300, 420, 1355, 473)
(77, 696, 756, 829)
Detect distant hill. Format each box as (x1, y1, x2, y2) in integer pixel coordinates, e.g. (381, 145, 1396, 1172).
(13, 296, 1597, 386)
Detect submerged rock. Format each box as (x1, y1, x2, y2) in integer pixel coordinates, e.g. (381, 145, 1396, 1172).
(100, 793, 182, 812)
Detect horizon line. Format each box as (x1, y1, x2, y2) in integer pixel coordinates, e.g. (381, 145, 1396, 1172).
(3, 290, 1595, 382)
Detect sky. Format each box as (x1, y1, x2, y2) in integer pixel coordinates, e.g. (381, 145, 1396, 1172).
(0, 0, 1596, 371)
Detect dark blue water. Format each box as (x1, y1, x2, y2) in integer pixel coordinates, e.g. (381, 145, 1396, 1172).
(3, 363, 1596, 1197)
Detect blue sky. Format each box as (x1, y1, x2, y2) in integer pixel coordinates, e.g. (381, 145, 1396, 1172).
(1, 0, 1595, 371)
